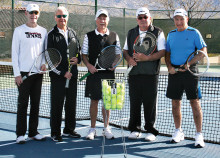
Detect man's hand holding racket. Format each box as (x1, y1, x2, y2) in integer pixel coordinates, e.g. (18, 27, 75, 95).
(173, 50, 209, 76)
(124, 32, 157, 77)
(79, 45, 123, 81)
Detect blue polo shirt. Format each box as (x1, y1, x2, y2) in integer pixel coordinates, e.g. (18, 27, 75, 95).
(166, 26, 207, 65)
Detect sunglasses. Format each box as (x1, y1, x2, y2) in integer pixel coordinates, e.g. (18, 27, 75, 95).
(56, 15, 67, 18)
(29, 11, 39, 15)
(138, 16, 148, 20)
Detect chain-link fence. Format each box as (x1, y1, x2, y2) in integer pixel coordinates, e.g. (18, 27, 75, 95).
(1, 0, 220, 63)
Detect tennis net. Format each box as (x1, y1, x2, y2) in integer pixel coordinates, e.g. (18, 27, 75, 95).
(0, 62, 219, 144)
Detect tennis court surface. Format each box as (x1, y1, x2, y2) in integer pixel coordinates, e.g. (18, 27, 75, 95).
(0, 62, 220, 158)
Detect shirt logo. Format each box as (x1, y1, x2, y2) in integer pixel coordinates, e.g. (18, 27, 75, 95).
(25, 32, 42, 39)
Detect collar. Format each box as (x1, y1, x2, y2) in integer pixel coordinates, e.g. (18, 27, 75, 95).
(54, 25, 70, 33)
(95, 28, 110, 36)
(57, 27, 68, 34)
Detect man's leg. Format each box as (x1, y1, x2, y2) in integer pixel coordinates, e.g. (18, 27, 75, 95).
(102, 107, 110, 128)
(171, 99, 184, 143)
(86, 100, 99, 140)
(190, 99, 203, 132)
(90, 100, 99, 128)
(172, 99, 182, 129)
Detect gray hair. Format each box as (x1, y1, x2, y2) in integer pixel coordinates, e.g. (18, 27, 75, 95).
(55, 6, 69, 16)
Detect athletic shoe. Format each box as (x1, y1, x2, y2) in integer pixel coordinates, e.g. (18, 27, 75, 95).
(195, 133, 205, 148)
(30, 134, 46, 141)
(103, 128, 114, 139)
(171, 129, 184, 143)
(86, 128, 97, 140)
(51, 135, 63, 142)
(63, 131, 81, 138)
(145, 133, 156, 141)
(16, 136, 26, 144)
(128, 131, 142, 139)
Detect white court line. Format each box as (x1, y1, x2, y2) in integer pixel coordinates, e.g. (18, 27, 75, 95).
(0, 142, 16, 147)
(63, 147, 93, 151)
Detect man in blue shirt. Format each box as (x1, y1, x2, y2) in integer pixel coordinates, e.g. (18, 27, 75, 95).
(165, 8, 207, 148)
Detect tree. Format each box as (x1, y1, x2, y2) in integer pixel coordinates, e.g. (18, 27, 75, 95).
(147, 0, 220, 27)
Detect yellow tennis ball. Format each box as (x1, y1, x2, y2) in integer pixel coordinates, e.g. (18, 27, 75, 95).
(105, 104, 111, 110)
(102, 80, 108, 86)
(117, 87, 121, 94)
(107, 87, 111, 94)
(116, 94, 122, 101)
(116, 102, 123, 110)
(106, 95, 111, 102)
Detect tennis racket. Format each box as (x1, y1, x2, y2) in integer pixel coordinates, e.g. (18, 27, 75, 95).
(124, 32, 157, 77)
(175, 50, 209, 76)
(79, 45, 123, 81)
(65, 37, 79, 88)
(22, 48, 62, 81)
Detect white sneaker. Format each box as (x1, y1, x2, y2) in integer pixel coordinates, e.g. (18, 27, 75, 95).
(195, 133, 205, 148)
(171, 129, 184, 143)
(16, 136, 26, 144)
(30, 134, 46, 141)
(103, 128, 114, 139)
(86, 128, 97, 140)
(128, 131, 142, 139)
(145, 133, 156, 141)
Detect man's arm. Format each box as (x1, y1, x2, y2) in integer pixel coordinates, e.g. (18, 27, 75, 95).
(82, 54, 97, 74)
(133, 49, 165, 62)
(165, 51, 176, 74)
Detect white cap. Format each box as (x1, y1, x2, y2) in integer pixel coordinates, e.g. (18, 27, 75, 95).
(174, 9, 187, 17)
(95, 9, 109, 20)
(26, 4, 39, 12)
(136, 7, 150, 18)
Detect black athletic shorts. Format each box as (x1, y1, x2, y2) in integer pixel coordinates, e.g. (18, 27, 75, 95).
(85, 71, 115, 100)
(166, 71, 201, 100)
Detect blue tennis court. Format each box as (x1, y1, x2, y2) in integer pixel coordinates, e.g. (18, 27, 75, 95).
(0, 112, 220, 158)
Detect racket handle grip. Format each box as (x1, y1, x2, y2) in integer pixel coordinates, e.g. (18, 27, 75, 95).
(65, 79, 70, 88)
(79, 72, 91, 81)
(124, 66, 133, 78)
(22, 76, 27, 81)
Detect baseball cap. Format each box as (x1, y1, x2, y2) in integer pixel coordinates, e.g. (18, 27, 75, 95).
(26, 4, 39, 12)
(95, 9, 109, 20)
(173, 9, 188, 17)
(136, 7, 150, 17)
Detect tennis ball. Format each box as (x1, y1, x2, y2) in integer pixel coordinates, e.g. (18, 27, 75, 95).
(107, 86, 111, 94)
(106, 95, 111, 102)
(105, 104, 111, 110)
(116, 102, 123, 110)
(102, 80, 108, 86)
(117, 87, 121, 94)
(111, 94, 117, 109)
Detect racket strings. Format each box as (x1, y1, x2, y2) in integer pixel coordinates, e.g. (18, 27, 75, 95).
(134, 33, 157, 55)
(45, 49, 61, 70)
(187, 50, 209, 75)
(98, 46, 122, 69)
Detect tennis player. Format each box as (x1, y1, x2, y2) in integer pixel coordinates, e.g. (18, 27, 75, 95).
(47, 6, 81, 142)
(11, 4, 47, 144)
(82, 9, 121, 140)
(123, 7, 166, 141)
(165, 8, 207, 148)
